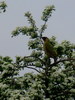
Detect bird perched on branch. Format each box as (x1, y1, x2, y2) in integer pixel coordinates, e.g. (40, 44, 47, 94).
(42, 37, 57, 62)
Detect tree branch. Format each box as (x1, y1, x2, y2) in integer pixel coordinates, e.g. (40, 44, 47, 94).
(26, 66, 41, 73)
(50, 58, 75, 66)
(24, 56, 45, 65)
(39, 21, 47, 38)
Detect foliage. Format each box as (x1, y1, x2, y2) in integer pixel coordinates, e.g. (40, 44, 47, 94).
(0, 1, 7, 13)
(0, 4, 75, 100)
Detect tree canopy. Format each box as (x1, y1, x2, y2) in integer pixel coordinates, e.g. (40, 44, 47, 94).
(0, 2, 75, 100)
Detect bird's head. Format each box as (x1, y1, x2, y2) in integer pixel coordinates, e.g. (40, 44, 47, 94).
(42, 37, 48, 42)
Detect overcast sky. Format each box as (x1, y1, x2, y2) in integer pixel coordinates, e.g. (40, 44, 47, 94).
(0, 0, 75, 59)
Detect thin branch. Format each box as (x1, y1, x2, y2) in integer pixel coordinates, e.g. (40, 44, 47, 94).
(50, 58, 75, 66)
(35, 57, 45, 65)
(39, 21, 47, 38)
(24, 56, 45, 65)
(26, 66, 41, 73)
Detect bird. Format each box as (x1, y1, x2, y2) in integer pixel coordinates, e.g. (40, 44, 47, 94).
(42, 37, 57, 62)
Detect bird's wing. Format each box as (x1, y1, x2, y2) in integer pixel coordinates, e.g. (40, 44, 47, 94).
(44, 41, 57, 57)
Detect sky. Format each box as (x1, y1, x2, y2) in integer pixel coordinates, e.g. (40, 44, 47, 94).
(0, 0, 75, 58)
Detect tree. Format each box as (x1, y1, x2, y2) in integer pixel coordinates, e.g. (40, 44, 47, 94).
(0, 5, 75, 100)
(0, 1, 7, 13)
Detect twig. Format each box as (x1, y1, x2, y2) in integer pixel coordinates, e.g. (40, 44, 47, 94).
(26, 66, 41, 73)
(24, 56, 45, 65)
(39, 21, 47, 38)
(50, 58, 75, 66)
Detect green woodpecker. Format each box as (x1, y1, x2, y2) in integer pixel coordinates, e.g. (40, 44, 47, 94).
(42, 37, 57, 62)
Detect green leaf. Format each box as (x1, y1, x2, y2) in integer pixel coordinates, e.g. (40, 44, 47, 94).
(41, 5, 55, 21)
